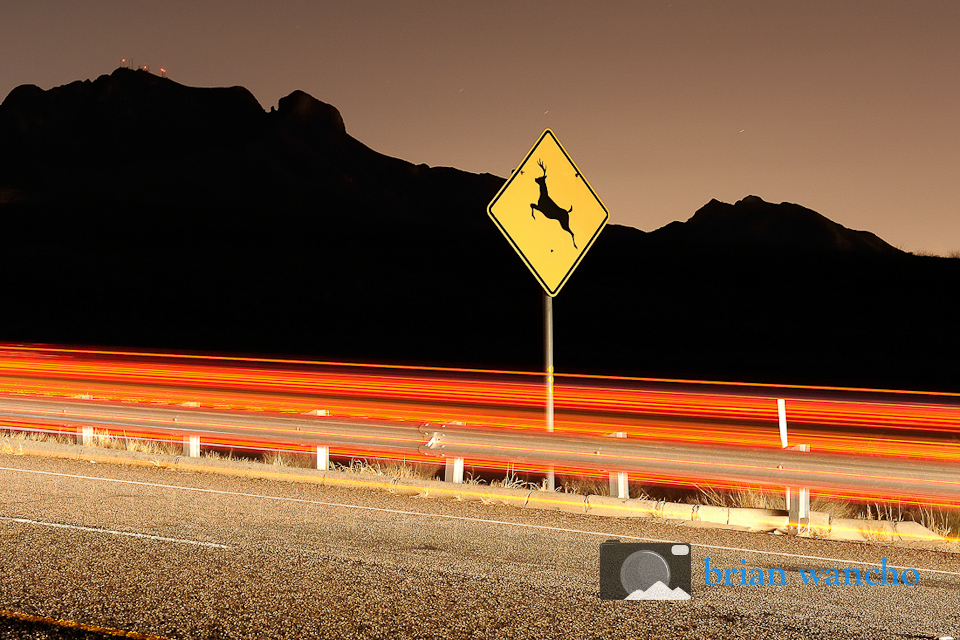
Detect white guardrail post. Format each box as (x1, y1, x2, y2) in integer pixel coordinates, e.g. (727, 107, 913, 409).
(316, 445, 330, 471)
(787, 444, 811, 535)
(444, 456, 465, 484)
(80, 425, 94, 446)
(778, 399, 810, 536)
(183, 435, 200, 458)
(608, 432, 628, 499)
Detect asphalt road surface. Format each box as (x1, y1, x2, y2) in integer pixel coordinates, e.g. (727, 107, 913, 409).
(0, 453, 957, 639)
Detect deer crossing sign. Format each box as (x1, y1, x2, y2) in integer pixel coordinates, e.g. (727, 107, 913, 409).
(488, 129, 609, 296)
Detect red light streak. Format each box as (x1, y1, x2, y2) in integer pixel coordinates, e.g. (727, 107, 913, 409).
(1, 345, 958, 509)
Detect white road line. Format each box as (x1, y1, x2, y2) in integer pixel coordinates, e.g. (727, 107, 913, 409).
(1, 465, 958, 576)
(0, 516, 231, 549)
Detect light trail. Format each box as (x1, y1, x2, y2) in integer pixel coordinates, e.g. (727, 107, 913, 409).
(5, 344, 959, 398)
(1, 344, 958, 509)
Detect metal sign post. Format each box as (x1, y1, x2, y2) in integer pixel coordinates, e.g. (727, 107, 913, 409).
(544, 291, 555, 491)
(488, 129, 608, 493)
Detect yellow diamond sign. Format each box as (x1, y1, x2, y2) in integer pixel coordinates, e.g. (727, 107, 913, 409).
(488, 129, 608, 296)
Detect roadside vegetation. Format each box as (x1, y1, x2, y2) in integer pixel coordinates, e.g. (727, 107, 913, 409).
(3, 428, 956, 539)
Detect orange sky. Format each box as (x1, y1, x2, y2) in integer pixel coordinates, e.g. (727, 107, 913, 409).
(2, 1, 958, 255)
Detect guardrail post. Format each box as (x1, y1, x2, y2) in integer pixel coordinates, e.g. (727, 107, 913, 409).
(79, 425, 94, 446)
(608, 432, 628, 499)
(786, 444, 811, 535)
(444, 457, 464, 484)
(183, 435, 200, 458)
(316, 445, 329, 471)
(779, 399, 810, 536)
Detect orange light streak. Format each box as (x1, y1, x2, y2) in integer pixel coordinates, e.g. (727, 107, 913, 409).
(5, 343, 960, 397)
(1, 345, 958, 509)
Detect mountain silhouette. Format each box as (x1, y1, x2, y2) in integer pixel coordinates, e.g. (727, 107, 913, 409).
(1, 69, 958, 392)
(653, 195, 901, 255)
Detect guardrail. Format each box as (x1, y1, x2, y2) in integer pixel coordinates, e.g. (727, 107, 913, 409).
(0, 396, 427, 466)
(2, 395, 959, 516)
(417, 421, 960, 501)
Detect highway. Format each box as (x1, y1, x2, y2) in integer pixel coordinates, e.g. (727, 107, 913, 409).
(0, 452, 958, 640)
(1, 346, 959, 638)
(2, 347, 959, 466)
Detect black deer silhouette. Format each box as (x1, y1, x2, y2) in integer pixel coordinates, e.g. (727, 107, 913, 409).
(531, 160, 576, 248)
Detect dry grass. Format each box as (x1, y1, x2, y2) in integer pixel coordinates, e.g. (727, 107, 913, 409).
(3, 430, 75, 445)
(94, 430, 182, 456)
(692, 486, 785, 510)
(688, 487, 958, 538)
(331, 458, 440, 480)
(473, 470, 651, 494)
(683, 485, 912, 523)
(1, 428, 182, 454)
(202, 449, 237, 461)
(263, 451, 316, 469)
(489, 470, 534, 490)
(450, 469, 544, 490)
(557, 476, 650, 499)
(912, 506, 959, 538)
(686, 487, 864, 521)
(560, 476, 608, 496)
(857, 501, 959, 539)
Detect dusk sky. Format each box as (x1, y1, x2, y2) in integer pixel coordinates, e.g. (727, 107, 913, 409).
(3, 1, 959, 255)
